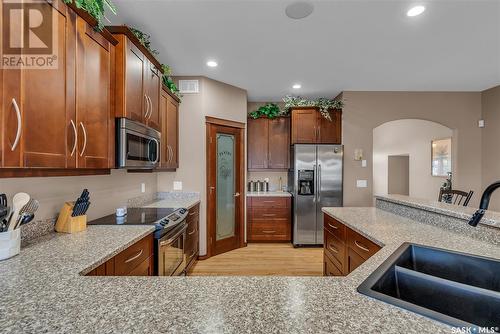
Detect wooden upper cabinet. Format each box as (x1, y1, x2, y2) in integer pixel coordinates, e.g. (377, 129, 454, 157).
(159, 87, 180, 169)
(268, 118, 290, 169)
(291, 107, 342, 145)
(145, 62, 161, 131)
(75, 17, 113, 169)
(247, 118, 269, 169)
(247, 117, 290, 170)
(108, 26, 163, 128)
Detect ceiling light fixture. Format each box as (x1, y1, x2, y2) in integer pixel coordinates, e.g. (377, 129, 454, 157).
(206, 60, 218, 67)
(292, 84, 302, 89)
(285, 1, 314, 20)
(407, 5, 425, 17)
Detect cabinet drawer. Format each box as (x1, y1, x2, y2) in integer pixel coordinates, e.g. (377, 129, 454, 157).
(249, 220, 290, 240)
(251, 208, 290, 220)
(114, 234, 153, 275)
(347, 228, 381, 261)
(251, 197, 289, 208)
(188, 204, 200, 218)
(324, 214, 346, 242)
(324, 254, 343, 276)
(324, 229, 346, 273)
(127, 257, 152, 276)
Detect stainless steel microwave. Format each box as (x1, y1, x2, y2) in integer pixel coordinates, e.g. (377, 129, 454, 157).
(116, 118, 160, 169)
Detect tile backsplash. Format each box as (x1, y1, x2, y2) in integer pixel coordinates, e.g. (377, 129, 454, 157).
(247, 171, 288, 192)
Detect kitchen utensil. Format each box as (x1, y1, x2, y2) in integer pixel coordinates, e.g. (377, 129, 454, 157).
(19, 199, 39, 216)
(0, 229, 21, 261)
(72, 189, 90, 217)
(8, 193, 30, 231)
(0, 194, 7, 207)
(15, 212, 35, 229)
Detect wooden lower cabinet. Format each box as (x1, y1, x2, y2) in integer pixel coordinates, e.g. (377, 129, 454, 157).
(323, 214, 381, 276)
(247, 197, 292, 242)
(86, 234, 153, 276)
(184, 204, 200, 275)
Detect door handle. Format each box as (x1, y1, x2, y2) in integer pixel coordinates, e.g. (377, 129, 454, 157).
(69, 120, 77, 157)
(147, 96, 153, 120)
(234, 192, 240, 197)
(10, 98, 22, 151)
(79, 122, 87, 157)
(124, 249, 143, 263)
(318, 164, 322, 202)
(144, 94, 150, 119)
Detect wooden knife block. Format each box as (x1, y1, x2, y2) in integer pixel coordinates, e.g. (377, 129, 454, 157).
(55, 202, 87, 234)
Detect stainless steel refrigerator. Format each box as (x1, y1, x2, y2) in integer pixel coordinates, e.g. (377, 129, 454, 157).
(289, 145, 343, 246)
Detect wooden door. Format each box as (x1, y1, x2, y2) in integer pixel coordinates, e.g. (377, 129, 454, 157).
(75, 17, 112, 168)
(206, 118, 245, 257)
(291, 108, 318, 144)
(13, 1, 76, 168)
(145, 61, 161, 131)
(165, 94, 179, 168)
(247, 118, 268, 169)
(319, 109, 342, 144)
(125, 41, 145, 123)
(268, 117, 290, 169)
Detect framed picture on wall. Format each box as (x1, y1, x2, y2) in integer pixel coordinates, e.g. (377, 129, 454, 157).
(431, 138, 452, 177)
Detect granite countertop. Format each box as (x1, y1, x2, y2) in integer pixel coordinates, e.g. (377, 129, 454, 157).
(1, 207, 499, 333)
(376, 194, 500, 228)
(247, 191, 292, 197)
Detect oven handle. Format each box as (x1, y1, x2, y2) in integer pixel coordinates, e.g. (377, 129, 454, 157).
(159, 223, 187, 246)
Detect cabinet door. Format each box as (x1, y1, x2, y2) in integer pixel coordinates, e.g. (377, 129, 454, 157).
(125, 41, 146, 123)
(159, 90, 169, 168)
(291, 109, 318, 144)
(76, 17, 112, 168)
(268, 118, 290, 169)
(347, 246, 365, 273)
(247, 118, 268, 169)
(145, 62, 161, 131)
(166, 95, 179, 168)
(3, 2, 76, 168)
(319, 109, 341, 144)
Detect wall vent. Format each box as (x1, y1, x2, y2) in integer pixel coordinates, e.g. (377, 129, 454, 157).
(178, 80, 199, 94)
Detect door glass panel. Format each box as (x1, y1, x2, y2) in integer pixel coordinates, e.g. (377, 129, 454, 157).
(216, 133, 235, 241)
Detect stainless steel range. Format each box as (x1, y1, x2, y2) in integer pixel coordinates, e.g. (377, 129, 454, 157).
(88, 207, 188, 276)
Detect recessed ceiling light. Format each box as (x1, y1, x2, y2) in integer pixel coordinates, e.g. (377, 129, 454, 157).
(407, 5, 425, 17)
(292, 84, 302, 89)
(285, 1, 314, 20)
(206, 60, 218, 67)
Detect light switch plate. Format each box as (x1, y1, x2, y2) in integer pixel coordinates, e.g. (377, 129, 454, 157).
(173, 181, 183, 191)
(361, 160, 367, 167)
(357, 180, 368, 188)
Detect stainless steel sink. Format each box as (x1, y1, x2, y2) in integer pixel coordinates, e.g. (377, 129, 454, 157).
(358, 243, 500, 328)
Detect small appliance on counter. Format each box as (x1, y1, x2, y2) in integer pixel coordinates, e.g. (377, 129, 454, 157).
(88, 207, 189, 276)
(247, 179, 270, 192)
(55, 189, 91, 234)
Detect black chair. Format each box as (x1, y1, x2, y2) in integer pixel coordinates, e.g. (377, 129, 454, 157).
(438, 189, 473, 207)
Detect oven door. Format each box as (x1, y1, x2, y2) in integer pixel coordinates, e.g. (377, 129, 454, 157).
(117, 125, 160, 168)
(157, 223, 187, 276)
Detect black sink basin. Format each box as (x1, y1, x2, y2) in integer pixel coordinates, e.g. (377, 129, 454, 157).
(358, 243, 500, 328)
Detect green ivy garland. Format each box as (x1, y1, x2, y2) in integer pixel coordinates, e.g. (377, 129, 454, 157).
(129, 27, 159, 56)
(283, 95, 343, 121)
(248, 103, 283, 119)
(63, 0, 116, 30)
(161, 64, 182, 100)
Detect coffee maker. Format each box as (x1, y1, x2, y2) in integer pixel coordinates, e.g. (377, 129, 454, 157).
(298, 170, 314, 195)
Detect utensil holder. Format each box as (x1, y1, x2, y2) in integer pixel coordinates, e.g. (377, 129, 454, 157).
(0, 229, 21, 261)
(55, 202, 87, 234)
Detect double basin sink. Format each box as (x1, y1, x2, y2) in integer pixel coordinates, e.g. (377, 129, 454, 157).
(358, 243, 500, 329)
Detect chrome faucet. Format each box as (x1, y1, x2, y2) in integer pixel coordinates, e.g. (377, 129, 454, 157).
(468, 181, 500, 227)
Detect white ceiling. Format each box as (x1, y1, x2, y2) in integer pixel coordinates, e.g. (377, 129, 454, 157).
(111, 0, 500, 101)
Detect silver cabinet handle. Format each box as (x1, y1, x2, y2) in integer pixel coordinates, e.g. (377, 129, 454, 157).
(124, 249, 143, 263)
(328, 223, 338, 230)
(144, 94, 150, 119)
(188, 228, 196, 236)
(79, 122, 87, 157)
(10, 98, 22, 151)
(328, 243, 339, 253)
(262, 213, 276, 217)
(168, 145, 173, 164)
(147, 95, 153, 120)
(262, 230, 276, 234)
(69, 120, 77, 156)
(354, 240, 370, 253)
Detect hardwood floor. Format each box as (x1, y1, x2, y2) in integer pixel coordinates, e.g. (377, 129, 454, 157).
(190, 243, 323, 276)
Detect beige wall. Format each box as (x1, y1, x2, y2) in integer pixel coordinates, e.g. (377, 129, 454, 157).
(0, 170, 157, 221)
(342, 91, 482, 207)
(157, 76, 247, 256)
(373, 119, 453, 201)
(481, 85, 500, 210)
(387, 156, 409, 196)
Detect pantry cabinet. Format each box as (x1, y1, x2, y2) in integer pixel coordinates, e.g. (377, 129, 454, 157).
(158, 86, 180, 170)
(291, 107, 342, 145)
(107, 26, 163, 131)
(247, 117, 290, 170)
(0, 0, 116, 174)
